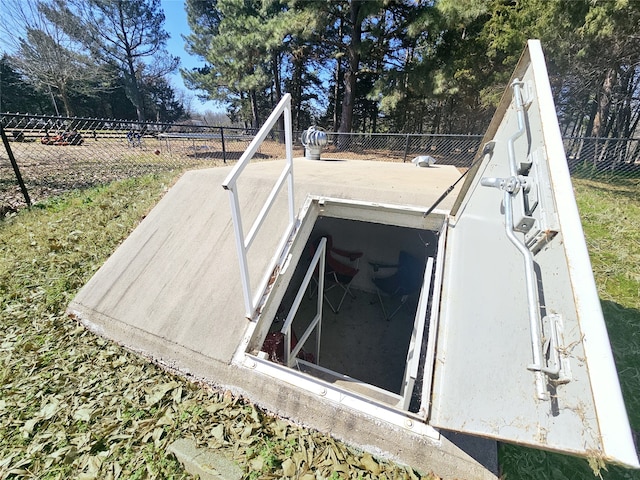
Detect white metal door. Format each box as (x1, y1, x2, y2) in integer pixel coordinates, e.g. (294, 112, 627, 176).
(430, 40, 639, 468)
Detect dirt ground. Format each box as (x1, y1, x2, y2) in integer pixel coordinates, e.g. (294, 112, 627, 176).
(0, 137, 289, 213)
(1, 136, 469, 215)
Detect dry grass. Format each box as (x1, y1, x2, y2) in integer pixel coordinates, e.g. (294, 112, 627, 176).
(0, 172, 430, 479)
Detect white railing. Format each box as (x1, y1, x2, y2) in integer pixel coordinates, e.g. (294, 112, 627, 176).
(222, 94, 295, 318)
(400, 257, 434, 410)
(281, 237, 326, 367)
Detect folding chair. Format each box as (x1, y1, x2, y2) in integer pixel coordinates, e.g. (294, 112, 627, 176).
(371, 251, 424, 321)
(310, 235, 363, 313)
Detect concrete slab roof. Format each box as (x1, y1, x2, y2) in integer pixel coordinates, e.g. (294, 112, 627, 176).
(69, 158, 465, 365)
(68, 158, 497, 479)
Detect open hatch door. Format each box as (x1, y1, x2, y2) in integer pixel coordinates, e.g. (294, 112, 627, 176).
(430, 40, 639, 467)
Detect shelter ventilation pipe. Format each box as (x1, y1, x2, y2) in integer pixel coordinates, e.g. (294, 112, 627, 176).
(301, 126, 328, 160)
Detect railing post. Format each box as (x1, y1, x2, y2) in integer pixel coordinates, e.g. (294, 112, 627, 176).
(282, 237, 326, 367)
(222, 94, 295, 319)
(284, 100, 295, 225)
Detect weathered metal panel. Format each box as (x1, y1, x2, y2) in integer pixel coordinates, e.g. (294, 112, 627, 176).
(431, 40, 638, 467)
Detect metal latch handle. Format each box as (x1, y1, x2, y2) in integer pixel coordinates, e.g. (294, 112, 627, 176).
(480, 78, 569, 400)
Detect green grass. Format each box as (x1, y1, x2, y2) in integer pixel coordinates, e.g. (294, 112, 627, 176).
(575, 178, 640, 438)
(0, 172, 426, 479)
(500, 177, 640, 480)
(0, 172, 638, 479)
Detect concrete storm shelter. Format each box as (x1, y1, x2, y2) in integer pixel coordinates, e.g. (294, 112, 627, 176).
(68, 41, 639, 478)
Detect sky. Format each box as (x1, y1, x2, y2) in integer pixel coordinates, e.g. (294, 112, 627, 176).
(160, 0, 221, 114)
(0, 0, 219, 115)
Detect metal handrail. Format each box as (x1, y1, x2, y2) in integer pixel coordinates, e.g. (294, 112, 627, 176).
(281, 237, 326, 367)
(400, 257, 434, 410)
(222, 93, 295, 318)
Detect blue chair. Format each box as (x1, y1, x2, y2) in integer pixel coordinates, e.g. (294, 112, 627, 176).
(371, 251, 424, 321)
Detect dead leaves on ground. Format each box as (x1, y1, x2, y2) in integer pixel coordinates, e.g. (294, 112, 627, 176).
(0, 178, 433, 479)
(1, 323, 428, 479)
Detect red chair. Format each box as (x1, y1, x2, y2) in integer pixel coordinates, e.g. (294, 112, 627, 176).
(310, 235, 363, 313)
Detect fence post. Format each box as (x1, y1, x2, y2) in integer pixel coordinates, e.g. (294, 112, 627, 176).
(0, 123, 31, 207)
(403, 134, 410, 162)
(219, 126, 227, 164)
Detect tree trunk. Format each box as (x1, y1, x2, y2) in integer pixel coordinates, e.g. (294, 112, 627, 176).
(332, 57, 341, 132)
(126, 57, 145, 123)
(591, 67, 617, 138)
(628, 103, 640, 138)
(619, 68, 638, 137)
(371, 106, 377, 133)
(337, 0, 362, 140)
(272, 52, 284, 138)
(585, 99, 598, 137)
(58, 85, 73, 117)
(292, 53, 304, 129)
(250, 90, 260, 128)
(332, 17, 343, 133)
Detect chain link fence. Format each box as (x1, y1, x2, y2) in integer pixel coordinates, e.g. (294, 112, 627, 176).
(319, 132, 484, 166)
(0, 113, 301, 212)
(1, 112, 639, 213)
